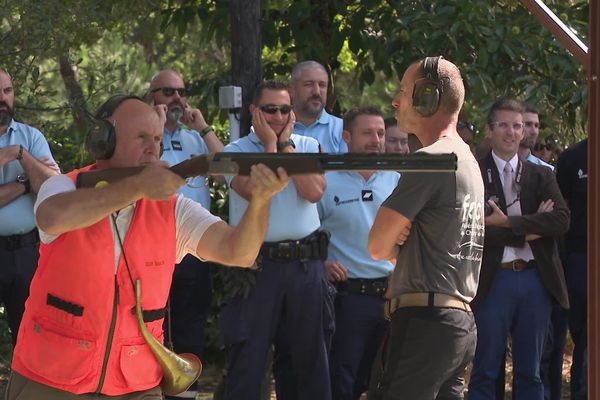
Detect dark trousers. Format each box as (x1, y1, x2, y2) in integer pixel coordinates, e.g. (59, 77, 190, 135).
(6, 372, 162, 399)
(329, 293, 388, 400)
(564, 251, 587, 399)
(540, 302, 568, 400)
(165, 254, 213, 359)
(0, 231, 40, 346)
(220, 258, 335, 400)
(469, 268, 552, 400)
(368, 307, 476, 400)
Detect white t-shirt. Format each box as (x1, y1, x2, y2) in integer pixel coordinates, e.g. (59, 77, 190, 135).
(34, 175, 222, 269)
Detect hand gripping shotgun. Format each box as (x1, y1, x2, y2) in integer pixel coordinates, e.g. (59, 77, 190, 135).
(76, 152, 457, 188)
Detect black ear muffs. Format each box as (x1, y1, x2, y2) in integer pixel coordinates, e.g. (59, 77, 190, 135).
(412, 56, 444, 117)
(85, 94, 143, 160)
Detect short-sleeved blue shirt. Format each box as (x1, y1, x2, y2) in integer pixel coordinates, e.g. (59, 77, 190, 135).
(161, 123, 211, 210)
(225, 128, 321, 242)
(294, 110, 347, 154)
(0, 120, 58, 235)
(318, 171, 400, 278)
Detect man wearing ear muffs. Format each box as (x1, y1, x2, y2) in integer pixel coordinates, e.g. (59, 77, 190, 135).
(368, 57, 484, 399)
(6, 95, 289, 399)
(468, 98, 569, 400)
(149, 69, 224, 400)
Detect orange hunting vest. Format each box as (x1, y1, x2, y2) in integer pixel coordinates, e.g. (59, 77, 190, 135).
(12, 165, 178, 395)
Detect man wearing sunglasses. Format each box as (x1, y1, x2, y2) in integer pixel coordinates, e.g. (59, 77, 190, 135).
(220, 80, 333, 400)
(517, 103, 553, 170)
(149, 69, 224, 400)
(290, 60, 346, 154)
(469, 99, 569, 400)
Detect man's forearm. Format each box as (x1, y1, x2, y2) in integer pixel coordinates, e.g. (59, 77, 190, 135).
(223, 196, 271, 267)
(0, 181, 26, 207)
(19, 147, 59, 192)
(36, 176, 145, 235)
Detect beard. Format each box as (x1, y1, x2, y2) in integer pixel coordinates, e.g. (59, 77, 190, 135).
(301, 95, 324, 117)
(0, 102, 13, 126)
(167, 105, 184, 123)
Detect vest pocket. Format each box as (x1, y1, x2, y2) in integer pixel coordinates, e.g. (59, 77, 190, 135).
(17, 316, 96, 385)
(119, 341, 162, 389)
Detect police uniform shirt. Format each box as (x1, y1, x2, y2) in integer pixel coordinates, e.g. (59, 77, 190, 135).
(161, 123, 211, 210)
(293, 110, 347, 154)
(0, 120, 59, 235)
(318, 170, 399, 279)
(225, 129, 321, 242)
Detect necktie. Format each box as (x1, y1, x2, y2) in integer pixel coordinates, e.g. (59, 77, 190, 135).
(503, 163, 520, 216)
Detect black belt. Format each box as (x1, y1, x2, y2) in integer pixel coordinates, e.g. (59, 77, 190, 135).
(337, 277, 388, 296)
(0, 229, 39, 251)
(500, 259, 536, 271)
(259, 230, 330, 262)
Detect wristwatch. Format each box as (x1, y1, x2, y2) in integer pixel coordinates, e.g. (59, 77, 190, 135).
(277, 139, 295, 152)
(17, 173, 30, 194)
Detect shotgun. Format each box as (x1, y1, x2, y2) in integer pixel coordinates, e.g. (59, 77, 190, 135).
(76, 152, 457, 188)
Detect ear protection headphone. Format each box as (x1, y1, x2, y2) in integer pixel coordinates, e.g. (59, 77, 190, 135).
(85, 94, 144, 160)
(412, 56, 446, 117)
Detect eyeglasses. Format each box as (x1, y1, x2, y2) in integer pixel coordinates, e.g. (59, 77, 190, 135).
(524, 121, 540, 129)
(151, 87, 188, 97)
(457, 121, 474, 132)
(259, 104, 293, 115)
(490, 121, 523, 131)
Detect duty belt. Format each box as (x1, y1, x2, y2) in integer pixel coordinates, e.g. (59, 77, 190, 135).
(337, 277, 388, 296)
(0, 229, 39, 251)
(259, 230, 330, 262)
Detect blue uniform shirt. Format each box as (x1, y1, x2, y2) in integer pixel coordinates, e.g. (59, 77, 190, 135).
(0, 120, 57, 235)
(294, 110, 347, 154)
(526, 152, 554, 171)
(318, 171, 400, 279)
(225, 129, 321, 242)
(161, 123, 211, 209)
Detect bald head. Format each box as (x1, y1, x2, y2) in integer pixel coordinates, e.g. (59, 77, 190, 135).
(410, 58, 464, 116)
(97, 98, 164, 169)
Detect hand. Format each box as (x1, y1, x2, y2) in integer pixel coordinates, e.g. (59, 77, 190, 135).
(326, 260, 348, 282)
(396, 220, 412, 246)
(134, 161, 185, 200)
(0, 145, 19, 168)
(251, 109, 277, 150)
(248, 164, 289, 201)
(537, 199, 554, 213)
(484, 199, 509, 227)
(153, 104, 167, 128)
(277, 110, 296, 144)
(181, 106, 209, 132)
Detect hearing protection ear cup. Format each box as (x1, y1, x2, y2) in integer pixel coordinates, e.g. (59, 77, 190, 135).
(412, 56, 444, 117)
(85, 119, 117, 160)
(84, 94, 144, 160)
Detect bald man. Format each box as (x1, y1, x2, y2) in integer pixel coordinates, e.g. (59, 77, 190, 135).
(149, 71, 224, 399)
(0, 68, 59, 347)
(7, 95, 288, 399)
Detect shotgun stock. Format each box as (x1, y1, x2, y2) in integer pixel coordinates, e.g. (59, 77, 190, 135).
(76, 152, 457, 188)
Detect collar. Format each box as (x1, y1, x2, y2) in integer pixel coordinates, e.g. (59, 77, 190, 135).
(296, 109, 330, 128)
(491, 150, 518, 174)
(164, 121, 184, 136)
(0, 119, 16, 137)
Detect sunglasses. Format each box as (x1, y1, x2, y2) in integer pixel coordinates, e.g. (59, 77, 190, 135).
(457, 121, 474, 132)
(260, 104, 293, 115)
(151, 87, 188, 97)
(534, 144, 551, 151)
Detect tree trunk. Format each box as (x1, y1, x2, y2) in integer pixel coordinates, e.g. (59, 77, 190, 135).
(230, 0, 263, 137)
(58, 56, 88, 142)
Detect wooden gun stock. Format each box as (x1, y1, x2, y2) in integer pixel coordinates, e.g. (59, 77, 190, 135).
(77, 152, 457, 188)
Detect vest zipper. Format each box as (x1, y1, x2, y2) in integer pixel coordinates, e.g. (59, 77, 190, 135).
(95, 277, 120, 393)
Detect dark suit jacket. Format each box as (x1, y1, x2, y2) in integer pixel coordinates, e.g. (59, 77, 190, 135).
(473, 152, 570, 309)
